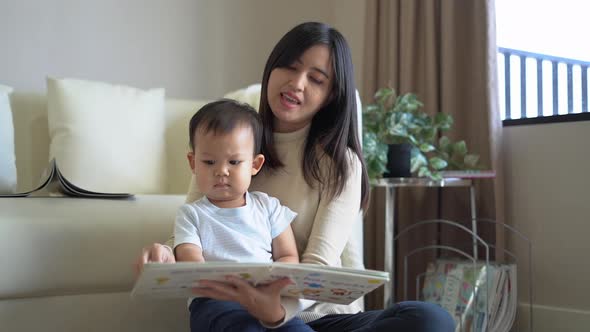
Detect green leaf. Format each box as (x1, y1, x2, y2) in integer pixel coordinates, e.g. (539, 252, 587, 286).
(439, 136, 451, 152)
(422, 127, 437, 142)
(390, 124, 408, 137)
(452, 140, 467, 156)
(464, 154, 480, 168)
(417, 166, 431, 178)
(434, 113, 453, 130)
(362, 132, 389, 180)
(410, 151, 428, 173)
(375, 88, 395, 105)
(404, 93, 423, 112)
(367, 159, 384, 180)
(364, 104, 380, 114)
(429, 157, 448, 170)
(419, 143, 436, 153)
(362, 132, 377, 150)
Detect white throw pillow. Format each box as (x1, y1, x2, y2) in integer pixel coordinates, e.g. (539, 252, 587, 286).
(47, 77, 166, 194)
(0, 85, 17, 194)
(223, 83, 262, 109)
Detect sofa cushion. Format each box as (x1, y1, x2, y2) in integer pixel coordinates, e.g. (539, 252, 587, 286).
(162, 99, 209, 194)
(0, 195, 185, 298)
(223, 83, 262, 109)
(47, 77, 166, 194)
(0, 194, 187, 332)
(0, 292, 187, 332)
(0, 85, 17, 194)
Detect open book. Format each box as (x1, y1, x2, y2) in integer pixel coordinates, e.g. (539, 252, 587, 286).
(0, 158, 133, 199)
(132, 262, 390, 305)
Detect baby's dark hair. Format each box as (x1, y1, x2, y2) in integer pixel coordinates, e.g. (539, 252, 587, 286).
(188, 99, 262, 154)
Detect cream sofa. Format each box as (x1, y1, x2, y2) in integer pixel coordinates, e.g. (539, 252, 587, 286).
(0, 92, 208, 331)
(0, 89, 365, 331)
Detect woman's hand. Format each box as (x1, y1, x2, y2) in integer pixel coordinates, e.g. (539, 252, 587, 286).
(194, 276, 293, 326)
(134, 243, 176, 277)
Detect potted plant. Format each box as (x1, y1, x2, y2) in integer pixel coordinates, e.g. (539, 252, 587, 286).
(362, 87, 481, 181)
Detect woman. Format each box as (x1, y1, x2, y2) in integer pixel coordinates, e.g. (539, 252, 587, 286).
(138, 22, 454, 332)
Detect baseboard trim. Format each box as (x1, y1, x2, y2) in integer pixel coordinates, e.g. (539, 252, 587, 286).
(516, 302, 590, 332)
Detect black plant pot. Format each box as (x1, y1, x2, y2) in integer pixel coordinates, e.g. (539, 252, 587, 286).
(384, 143, 412, 178)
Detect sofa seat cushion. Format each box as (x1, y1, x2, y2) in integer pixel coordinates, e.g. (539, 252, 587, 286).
(0, 291, 187, 332)
(0, 195, 184, 299)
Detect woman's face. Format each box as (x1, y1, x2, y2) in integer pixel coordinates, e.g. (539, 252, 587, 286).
(267, 44, 334, 133)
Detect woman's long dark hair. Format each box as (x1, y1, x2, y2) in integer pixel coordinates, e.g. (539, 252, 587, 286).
(259, 22, 369, 211)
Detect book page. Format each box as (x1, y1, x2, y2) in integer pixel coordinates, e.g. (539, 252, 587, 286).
(0, 158, 133, 198)
(132, 262, 389, 305)
(270, 264, 389, 305)
(1, 159, 58, 197)
(132, 262, 271, 298)
(54, 161, 133, 198)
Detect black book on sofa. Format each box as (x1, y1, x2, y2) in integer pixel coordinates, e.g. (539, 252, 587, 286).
(0, 158, 133, 199)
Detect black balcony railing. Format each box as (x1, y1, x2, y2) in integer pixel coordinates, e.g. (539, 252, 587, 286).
(498, 47, 590, 121)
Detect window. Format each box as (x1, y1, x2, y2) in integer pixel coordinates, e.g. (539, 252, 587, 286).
(496, 0, 590, 124)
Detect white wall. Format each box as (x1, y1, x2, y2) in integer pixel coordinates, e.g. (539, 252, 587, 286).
(203, 0, 366, 97)
(1, 0, 209, 98)
(504, 120, 590, 330)
(0, 0, 365, 99)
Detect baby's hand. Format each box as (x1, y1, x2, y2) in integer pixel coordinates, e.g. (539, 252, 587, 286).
(194, 276, 293, 326)
(134, 243, 175, 277)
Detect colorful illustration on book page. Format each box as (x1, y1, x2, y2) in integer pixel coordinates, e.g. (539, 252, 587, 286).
(271, 267, 385, 305)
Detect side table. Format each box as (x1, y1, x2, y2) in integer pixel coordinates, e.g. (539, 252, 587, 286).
(370, 177, 479, 309)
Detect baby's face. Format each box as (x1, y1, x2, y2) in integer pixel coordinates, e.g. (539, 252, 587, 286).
(190, 126, 263, 208)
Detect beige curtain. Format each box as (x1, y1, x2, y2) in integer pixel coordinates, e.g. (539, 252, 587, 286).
(362, 0, 505, 310)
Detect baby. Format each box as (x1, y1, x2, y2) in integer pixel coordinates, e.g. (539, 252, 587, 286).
(174, 99, 307, 331)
